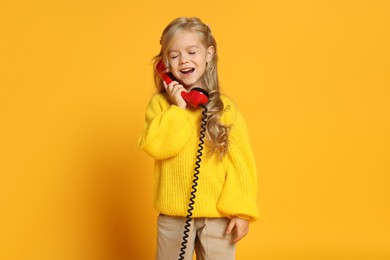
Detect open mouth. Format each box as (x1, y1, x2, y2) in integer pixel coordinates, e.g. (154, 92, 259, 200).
(180, 68, 195, 74)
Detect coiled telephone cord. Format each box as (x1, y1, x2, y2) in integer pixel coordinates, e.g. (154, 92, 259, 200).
(178, 104, 208, 260)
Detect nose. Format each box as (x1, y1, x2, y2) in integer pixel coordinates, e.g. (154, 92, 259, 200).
(179, 54, 189, 64)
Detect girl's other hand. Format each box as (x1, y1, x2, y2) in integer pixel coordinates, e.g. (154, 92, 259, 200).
(225, 216, 249, 243)
(163, 81, 187, 110)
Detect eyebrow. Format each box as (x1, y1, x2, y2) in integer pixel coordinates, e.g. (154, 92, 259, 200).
(168, 45, 200, 53)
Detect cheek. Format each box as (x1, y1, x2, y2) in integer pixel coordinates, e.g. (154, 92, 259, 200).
(170, 67, 181, 78)
(193, 56, 205, 66)
(169, 62, 179, 72)
(198, 59, 207, 69)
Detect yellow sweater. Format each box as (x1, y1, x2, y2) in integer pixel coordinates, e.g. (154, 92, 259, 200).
(138, 93, 259, 222)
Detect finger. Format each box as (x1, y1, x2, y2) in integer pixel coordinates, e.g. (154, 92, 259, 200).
(225, 219, 236, 234)
(234, 229, 247, 243)
(178, 85, 188, 93)
(172, 85, 185, 95)
(166, 81, 178, 94)
(162, 81, 168, 90)
(169, 81, 179, 88)
(234, 234, 242, 243)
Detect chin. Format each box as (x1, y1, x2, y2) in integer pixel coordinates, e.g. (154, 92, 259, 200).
(184, 80, 201, 88)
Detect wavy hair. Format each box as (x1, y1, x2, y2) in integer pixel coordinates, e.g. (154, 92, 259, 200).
(152, 17, 230, 158)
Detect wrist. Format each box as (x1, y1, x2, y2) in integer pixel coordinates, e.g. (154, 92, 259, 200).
(176, 100, 187, 110)
(233, 215, 251, 221)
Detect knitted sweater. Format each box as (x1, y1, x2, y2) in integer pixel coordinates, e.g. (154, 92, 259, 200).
(138, 93, 259, 222)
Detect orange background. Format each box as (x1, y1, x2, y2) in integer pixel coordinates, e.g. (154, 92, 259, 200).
(1, 1, 389, 259)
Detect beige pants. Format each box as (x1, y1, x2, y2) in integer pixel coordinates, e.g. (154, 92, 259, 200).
(156, 215, 236, 260)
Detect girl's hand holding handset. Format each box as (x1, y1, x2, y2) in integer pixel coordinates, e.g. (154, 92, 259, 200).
(162, 80, 188, 110)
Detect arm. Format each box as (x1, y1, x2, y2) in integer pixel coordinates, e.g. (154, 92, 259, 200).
(217, 102, 259, 223)
(138, 94, 192, 159)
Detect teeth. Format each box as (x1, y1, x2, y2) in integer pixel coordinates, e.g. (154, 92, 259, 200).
(181, 68, 193, 72)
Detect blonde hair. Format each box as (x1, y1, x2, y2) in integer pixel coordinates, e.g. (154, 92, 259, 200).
(153, 17, 230, 158)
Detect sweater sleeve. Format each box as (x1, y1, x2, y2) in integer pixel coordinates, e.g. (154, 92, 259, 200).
(138, 94, 192, 160)
(217, 101, 259, 222)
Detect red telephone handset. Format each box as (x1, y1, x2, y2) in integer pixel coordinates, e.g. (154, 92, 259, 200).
(156, 60, 209, 108)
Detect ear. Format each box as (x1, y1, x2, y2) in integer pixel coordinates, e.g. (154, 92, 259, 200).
(206, 46, 215, 63)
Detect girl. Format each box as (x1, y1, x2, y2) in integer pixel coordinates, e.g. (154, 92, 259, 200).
(138, 17, 259, 260)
